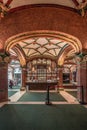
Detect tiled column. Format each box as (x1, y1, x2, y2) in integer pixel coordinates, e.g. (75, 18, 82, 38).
(58, 67, 63, 89)
(77, 59, 87, 104)
(20, 67, 27, 91)
(0, 63, 8, 102)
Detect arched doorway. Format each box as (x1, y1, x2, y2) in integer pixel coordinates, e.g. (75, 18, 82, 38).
(8, 60, 22, 98)
(4, 31, 82, 91)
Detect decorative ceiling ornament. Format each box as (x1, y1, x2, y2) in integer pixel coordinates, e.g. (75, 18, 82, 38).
(0, 2, 10, 18)
(76, 1, 87, 16)
(74, 55, 82, 65)
(5, 31, 82, 54)
(72, 0, 87, 16)
(82, 55, 87, 62)
(4, 56, 10, 63)
(74, 52, 87, 64)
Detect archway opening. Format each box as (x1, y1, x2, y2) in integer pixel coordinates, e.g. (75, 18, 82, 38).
(8, 59, 22, 98)
(5, 31, 82, 92)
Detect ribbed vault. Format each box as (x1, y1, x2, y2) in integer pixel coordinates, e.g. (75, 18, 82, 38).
(5, 31, 82, 66)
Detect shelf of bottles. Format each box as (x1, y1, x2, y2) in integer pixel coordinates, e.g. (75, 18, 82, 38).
(26, 58, 58, 83)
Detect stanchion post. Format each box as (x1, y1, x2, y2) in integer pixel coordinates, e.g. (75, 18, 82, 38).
(45, 85, 52, 105)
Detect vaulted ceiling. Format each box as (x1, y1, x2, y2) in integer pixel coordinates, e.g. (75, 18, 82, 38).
(0, 0, 86, 66)
(8, 31, 81, 66)
(17, 37, 69, 59)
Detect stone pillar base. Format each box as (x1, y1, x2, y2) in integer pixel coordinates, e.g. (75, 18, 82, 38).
(0, 98, 10, 103)
(20, 87, 26, 91)
(58, 87, 64, 90)
(79, 101, 87, 105)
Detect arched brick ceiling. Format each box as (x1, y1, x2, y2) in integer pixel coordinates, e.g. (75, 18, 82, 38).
(3, 0, 75, 9)
(6, 31, 81, 66)
(8, 36, 74, 63)
(10, 49, 17, 56)
(0, 0, 87, 55)
(0, 0, 84, 67)
(15, 37, 70, 59)
(0, 2, 87, 49)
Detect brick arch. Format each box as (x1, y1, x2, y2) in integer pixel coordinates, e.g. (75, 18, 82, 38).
(4, 31, 82, 66)
(11, 46, 26, 67)
(58, 46, 73, 66)
(0, 4, 86, 50)
(5, 31, 82, 52)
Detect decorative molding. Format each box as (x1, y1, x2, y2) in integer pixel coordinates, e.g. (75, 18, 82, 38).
(12, 46, 26, 67)
(82, 55, 87, 62)
(72, 0, 87, 16)
(75, 52, 87, 64)
(76, 1, 87, 16)
(0, 2, 10, 18)
(9, 3, 76, 13)
(4, 31, 82, 66)
(57, 65, 63, 68)
(0, 52, 10, 63)
(76, 0, 87, 17)
(5, 31, 82, 54)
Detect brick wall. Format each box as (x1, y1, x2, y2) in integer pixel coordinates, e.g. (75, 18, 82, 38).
(0, 4, 87, 50)
(0, 63, 8, 102)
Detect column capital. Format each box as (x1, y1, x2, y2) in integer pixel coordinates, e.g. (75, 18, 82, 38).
(0, 52, 10, 64)
(75, 52, 87, 65)
(81, 55, 87, 63)
(75, 1, 87, 16)
(57, 65, 63, 70)
(0, 2, 10, 18)
(21, 65, 27, 68)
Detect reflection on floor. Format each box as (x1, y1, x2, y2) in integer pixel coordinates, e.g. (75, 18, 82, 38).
(8, 91, 18, 97)
(65, 89, 77, 98)
(0, 87, 80, 108)
(18, 91, 66, 102)
(8, 85, 21, 100)
(1, 87, 87, 108)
